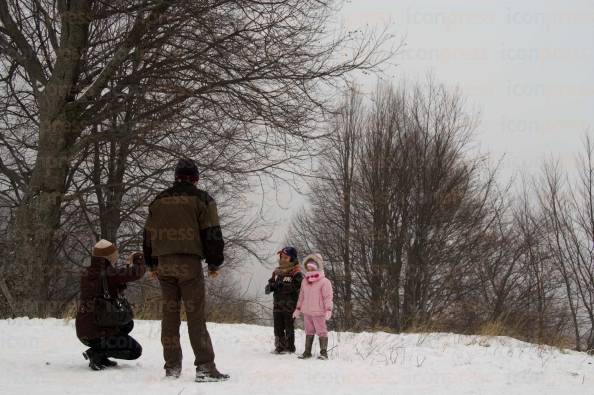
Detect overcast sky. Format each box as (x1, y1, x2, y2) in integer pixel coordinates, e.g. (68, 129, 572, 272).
(237, 0, 594, 293)
(342, 0, 594, 175)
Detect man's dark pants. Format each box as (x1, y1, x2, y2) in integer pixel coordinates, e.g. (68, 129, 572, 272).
(158, 254, 215, 370)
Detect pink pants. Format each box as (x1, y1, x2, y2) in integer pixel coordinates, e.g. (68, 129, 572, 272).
(304, 314, 328, 337)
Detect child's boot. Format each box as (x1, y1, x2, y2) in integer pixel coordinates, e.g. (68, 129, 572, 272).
(286, 334, 296, 353)
(272, 336, 285, 354)
(298, 335, 314, 359)
(318, 336, 328, 360)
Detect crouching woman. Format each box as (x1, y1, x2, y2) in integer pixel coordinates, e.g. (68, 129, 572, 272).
(76, 239, 146, 370)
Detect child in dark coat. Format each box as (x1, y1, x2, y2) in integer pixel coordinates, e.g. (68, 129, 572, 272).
(265, 246, 303, 354)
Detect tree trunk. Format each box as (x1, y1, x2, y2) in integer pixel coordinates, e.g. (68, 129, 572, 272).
(10, 109, 78, 316)
(342, 164, 353, 328)
(6, 0, 90, 316)
(402, 242, 423, 330)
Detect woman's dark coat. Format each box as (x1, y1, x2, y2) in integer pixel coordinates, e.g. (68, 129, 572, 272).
(76, 255, 146, 340)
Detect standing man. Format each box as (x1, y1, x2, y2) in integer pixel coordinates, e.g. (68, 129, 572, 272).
(143, 158, 229, 382)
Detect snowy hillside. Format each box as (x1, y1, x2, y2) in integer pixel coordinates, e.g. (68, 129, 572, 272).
(0, 318, 592, 395)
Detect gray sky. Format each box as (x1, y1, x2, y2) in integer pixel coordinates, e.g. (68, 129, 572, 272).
(342, 0, 594, 175)
(235, 0, 594, 294)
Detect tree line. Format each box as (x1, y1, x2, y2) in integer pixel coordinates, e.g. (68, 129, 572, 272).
(289, 80, 594, 352)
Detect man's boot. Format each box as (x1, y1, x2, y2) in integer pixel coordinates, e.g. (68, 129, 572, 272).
(196, 363, 230, 382)
(318, 336, 329, 360)
(165, 366, 182, 378)
(298, 335, 314, 359)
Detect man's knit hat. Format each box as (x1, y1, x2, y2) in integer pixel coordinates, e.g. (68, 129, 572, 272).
(92, 239, 118, 258)
(175, 158, 199, 182)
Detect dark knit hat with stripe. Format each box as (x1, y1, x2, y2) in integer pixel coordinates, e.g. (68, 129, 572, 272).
(277, 246, 298, 263)
(175, 158, 199, 182)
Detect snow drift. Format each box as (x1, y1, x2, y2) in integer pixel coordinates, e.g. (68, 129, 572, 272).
(0, 318, 591, 394)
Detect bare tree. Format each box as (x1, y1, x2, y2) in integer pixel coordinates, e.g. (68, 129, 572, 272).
(535, 137, 594, 351)
(291, 78, 499, 331)
(0, 0, 393, 316)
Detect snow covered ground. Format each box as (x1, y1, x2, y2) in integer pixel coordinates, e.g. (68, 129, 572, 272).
(0, 318, 592, 395)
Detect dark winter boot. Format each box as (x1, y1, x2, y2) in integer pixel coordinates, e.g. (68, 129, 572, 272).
(99, 356, 117, 367)
(82, 349, 107, 371)
(272, 336, 287, 354)
(286, 334, 296, 353)
(318, 337, 329, 360)
(195, 363, 230, 382)
(298, 335, 314, 359)
(165, 366, 182, 378)
(272, 336, 281, 354)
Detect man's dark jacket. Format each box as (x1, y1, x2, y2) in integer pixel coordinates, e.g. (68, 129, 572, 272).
(143, 181, 225, 270)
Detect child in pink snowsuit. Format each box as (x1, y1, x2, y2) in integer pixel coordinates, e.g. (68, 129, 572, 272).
(293, 253, 333, 360)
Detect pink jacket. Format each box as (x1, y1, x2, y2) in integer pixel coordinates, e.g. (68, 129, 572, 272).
(296, 262, 333, 317)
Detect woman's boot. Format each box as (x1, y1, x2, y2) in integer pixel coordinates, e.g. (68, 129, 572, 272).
(82, 348, 107, 371)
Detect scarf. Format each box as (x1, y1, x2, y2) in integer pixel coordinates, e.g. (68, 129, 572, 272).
(275, 258, 296, 276)
(305, 271, 321, 283)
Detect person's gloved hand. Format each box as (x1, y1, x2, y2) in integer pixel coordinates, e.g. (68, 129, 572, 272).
(149, 269, 159, 280)
(325, 310, 332, 320)
(292, 309, 301, 319)
(127, 252, 143, 266)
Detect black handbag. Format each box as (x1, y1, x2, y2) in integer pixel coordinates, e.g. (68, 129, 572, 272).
(94, 267, 133, 327)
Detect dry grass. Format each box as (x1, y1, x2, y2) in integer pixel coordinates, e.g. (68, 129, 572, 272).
(475, 320, 574, 352)
(478, 321, 508, 337)
(402, 322, 447, 334)
(60, 300, 578, 352)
